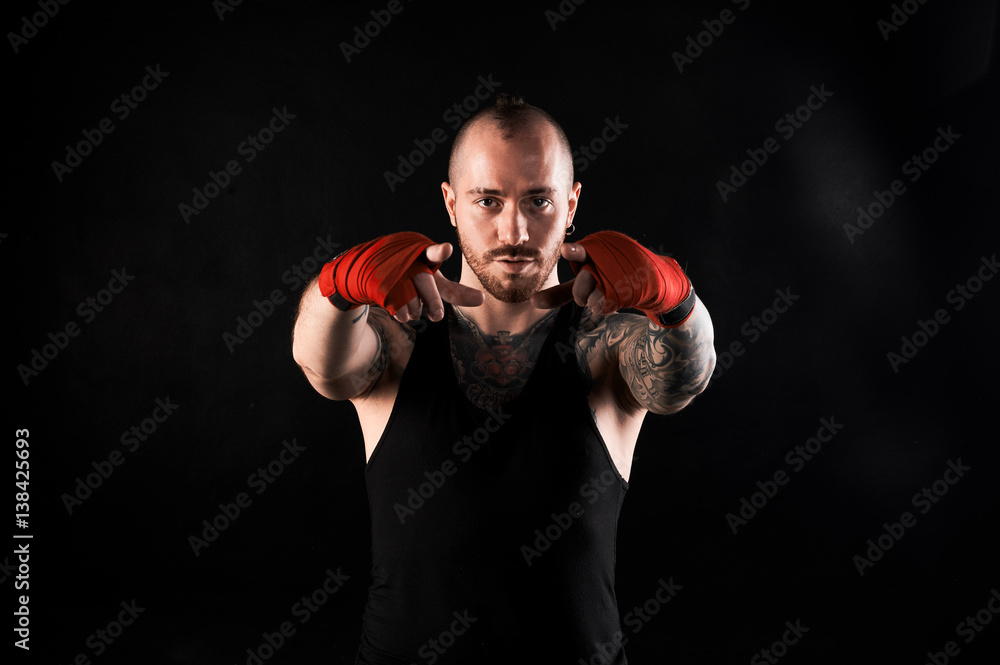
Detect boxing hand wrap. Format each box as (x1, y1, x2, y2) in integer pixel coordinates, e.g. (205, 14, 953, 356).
(569, 230, 696, 328)
(318, 232, 441, 316)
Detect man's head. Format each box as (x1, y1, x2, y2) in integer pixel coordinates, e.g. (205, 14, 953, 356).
(442, 94, 581, 304)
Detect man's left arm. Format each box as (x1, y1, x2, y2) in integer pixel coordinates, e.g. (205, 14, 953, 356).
(608, 296, 716, 415)
(533, 230, 717, 416)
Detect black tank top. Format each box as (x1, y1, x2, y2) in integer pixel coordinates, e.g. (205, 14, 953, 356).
(357, 302, 629, 664)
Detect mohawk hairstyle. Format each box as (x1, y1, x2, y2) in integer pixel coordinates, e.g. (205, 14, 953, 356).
(487, 92, 542, 139)
(447, 93, 574, 187)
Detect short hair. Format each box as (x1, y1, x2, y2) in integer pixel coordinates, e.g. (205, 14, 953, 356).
(447, 93, 574, 187)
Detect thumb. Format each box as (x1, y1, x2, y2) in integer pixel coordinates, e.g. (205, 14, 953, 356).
(424, 242, 454, 265)
(562, 242, 587, 263)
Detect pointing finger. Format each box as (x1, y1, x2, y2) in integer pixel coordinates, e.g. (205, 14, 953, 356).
(393, 296, 415, 322)
(530, 280, 576, 309)
(572, 269, 597, 308)
(412, 272, 444, 320)
(434, 271, 486, 307)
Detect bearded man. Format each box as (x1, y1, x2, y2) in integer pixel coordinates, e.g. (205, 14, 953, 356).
(292, 93, 716, 664)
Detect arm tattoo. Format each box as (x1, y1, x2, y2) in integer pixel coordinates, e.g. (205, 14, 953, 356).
(358, 306, 412, 388)
(574, 306, 603, 388)
(351, 304, 369, 324)
(577, 303, 715, 415)
(620, 315, 715, 414)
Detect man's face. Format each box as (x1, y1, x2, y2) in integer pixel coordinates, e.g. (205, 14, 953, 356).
(442, 118, 581, 303)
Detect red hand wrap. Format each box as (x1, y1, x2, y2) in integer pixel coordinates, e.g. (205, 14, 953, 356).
(569, 230, 696, 328)
(318, 232, 441, 316)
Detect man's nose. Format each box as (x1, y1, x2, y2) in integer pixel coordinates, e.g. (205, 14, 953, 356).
(497, 207, 528, 246)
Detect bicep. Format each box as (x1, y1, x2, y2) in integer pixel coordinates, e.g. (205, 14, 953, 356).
(612, 298, 717, 415)
(300, 306, 408, 401)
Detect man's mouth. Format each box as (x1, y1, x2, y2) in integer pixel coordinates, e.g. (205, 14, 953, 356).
(494, 256, 535, 273)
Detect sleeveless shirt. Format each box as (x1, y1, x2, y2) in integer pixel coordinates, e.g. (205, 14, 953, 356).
(357, 301, 629, 664)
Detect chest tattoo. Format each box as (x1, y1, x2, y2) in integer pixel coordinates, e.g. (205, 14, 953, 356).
(448, 307, 558, 411)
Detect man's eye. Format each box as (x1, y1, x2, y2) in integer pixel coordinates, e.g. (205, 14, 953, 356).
(532, 198, 550, 208)
(478, 198, 496, 207)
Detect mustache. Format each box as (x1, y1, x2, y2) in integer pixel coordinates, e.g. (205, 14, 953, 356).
(485, 246, 540, 260)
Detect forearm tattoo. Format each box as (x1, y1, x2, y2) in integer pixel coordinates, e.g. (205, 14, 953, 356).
(361, 306, 410, 385)
(351, 304, 369, 324)
(576, 305, 714, 415)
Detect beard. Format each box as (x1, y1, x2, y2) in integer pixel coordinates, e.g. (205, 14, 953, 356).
(454, 223, 563, 303)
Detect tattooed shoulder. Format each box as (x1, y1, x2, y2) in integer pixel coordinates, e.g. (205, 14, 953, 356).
(572, 307, 638, 378)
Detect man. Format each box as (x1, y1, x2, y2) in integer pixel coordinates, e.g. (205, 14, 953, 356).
(292, 94, 716, 664)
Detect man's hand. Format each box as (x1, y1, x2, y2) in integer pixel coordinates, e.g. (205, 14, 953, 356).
(295, 238, 485, 402)
(532, 231, 694, 328)
(395, 242, 485, 323)
(531, 232, 714, 417)
(319, 232, 484, 323)
(531, 243, 603, 313)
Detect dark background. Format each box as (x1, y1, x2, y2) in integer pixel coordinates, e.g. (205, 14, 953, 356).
(7, 0, 999, 663)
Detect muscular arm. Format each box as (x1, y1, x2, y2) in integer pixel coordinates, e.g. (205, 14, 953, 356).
(579, 295, 716, 416)
(291, 240, 480, 401)
(291, 276, 406, 401)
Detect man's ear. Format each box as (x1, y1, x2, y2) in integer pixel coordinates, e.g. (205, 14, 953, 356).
(441, 182, 457, 227)
(566, 181, 582, 227)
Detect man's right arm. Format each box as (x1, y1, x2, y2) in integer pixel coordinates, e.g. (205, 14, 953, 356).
(291, 277, 406, 401)
(291, 238, 483, 401)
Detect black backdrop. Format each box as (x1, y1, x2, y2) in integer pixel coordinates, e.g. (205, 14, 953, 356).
(8, 0, 1000, 663)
